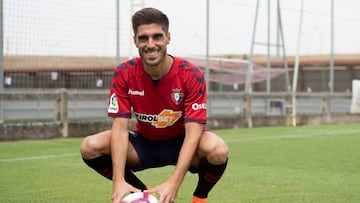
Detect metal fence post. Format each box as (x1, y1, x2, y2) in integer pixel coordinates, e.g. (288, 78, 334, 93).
(0, 0, 4, 124)
(242, 93, 253, 128)
(322, 93, 331, 121)
(286, 92, 294, 126)
(55, 88, 68, 137)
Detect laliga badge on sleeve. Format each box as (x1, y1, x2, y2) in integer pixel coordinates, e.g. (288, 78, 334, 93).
(108, 93, 119, 113)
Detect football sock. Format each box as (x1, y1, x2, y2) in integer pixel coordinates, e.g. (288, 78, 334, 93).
(82, 155, 113, 179)
(124, 168, 147, 191)
(193, 157, 228, 198)
(82, 155, 147, 190)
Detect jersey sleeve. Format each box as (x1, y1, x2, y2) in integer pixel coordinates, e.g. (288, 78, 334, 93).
(107, 63, 132, 118)
(183, 63, 207, 124)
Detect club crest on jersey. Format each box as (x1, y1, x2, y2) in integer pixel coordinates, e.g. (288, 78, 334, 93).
(171, 88, 184, 105)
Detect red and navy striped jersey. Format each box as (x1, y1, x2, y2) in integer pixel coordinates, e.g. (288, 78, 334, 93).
(108, 56, 207, 141)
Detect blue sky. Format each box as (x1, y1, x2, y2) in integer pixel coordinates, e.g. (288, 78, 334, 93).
(4, 0, 360, 57)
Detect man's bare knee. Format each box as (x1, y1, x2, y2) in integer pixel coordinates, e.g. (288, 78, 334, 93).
(212, 139, 228, 163)
(202, 132, 228, 164)
(80, 130, 111, 159)
(80, 136, 94, 159)
(194, 132, 228, 165)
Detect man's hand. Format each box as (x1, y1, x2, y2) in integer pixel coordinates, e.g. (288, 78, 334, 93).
(146, 179, 180, 203)
(112, 180, 141, 203)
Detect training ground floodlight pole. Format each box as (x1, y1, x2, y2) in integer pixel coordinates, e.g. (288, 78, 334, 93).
(292, 0, 305, 127)
(245, 0, 289, 127)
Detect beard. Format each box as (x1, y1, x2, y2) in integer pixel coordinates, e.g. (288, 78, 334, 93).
(139, 47, 167, 67)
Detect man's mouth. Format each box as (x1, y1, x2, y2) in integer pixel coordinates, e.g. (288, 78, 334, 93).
(144, 49, 159, 58)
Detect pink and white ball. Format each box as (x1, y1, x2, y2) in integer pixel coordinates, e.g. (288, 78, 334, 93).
(120, 192, 158, 203)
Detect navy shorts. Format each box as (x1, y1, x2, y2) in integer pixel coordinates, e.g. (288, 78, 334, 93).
(128, 131, 185, 171)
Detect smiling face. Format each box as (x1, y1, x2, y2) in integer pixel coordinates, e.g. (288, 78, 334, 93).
(134, 23, 170, 68)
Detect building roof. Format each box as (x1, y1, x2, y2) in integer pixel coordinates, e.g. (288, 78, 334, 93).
(4, 54, 360, 85)
(248, 54, 360, 67)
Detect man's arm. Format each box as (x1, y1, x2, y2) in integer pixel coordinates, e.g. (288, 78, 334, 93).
(149, 122, 203, 202)
(110, 117, 139, 203)
(171, 122, 203, 183)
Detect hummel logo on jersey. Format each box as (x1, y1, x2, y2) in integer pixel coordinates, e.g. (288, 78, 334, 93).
(135, 109, 182, 128)
(128, 89, 144, 96)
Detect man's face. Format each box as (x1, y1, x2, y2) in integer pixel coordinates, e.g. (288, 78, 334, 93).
(134, 23, 170, 67)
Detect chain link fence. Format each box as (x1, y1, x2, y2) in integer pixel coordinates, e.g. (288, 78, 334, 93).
(1, 0, 360, 125)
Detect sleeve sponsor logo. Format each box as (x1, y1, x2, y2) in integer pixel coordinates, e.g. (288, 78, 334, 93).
(192, 103, 206, 110)
(108, 93, 119, 113)
(135, 109, 182, 128)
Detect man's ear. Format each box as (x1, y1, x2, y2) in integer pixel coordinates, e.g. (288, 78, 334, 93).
(133, 35, 138, 48)
(166, 32, 171, 44)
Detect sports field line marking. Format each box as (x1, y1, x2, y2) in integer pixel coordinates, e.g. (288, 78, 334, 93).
(225, 129, 360, 143)
(0, 152, 79, 162)
(1, 129, 358, 161)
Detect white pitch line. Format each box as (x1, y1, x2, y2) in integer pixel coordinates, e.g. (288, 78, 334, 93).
(0, 152, 79, 162)
(224, 129, 360, 143)
(1, 129, 359, 162)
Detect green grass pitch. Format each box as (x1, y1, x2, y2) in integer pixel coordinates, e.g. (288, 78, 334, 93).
(1, 123, 360, 202)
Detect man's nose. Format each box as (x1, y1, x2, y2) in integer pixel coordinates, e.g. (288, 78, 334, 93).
(147, 37, 156, 47)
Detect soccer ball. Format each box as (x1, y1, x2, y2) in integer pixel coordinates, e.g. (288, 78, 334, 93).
(120, 192, 158, 203)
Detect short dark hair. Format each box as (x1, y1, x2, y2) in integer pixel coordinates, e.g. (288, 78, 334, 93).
(132, 7, 169, 35)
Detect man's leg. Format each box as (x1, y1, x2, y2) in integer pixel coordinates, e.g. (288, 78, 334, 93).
(192, 132, 229, 203)
(82, 155, 147, 190)
(193, 157, 228, 197)
(80, 130, 147, 190)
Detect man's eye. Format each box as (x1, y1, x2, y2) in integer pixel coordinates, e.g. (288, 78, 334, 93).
(138, 36, 148, 41)
(153, 34, 163, 40)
